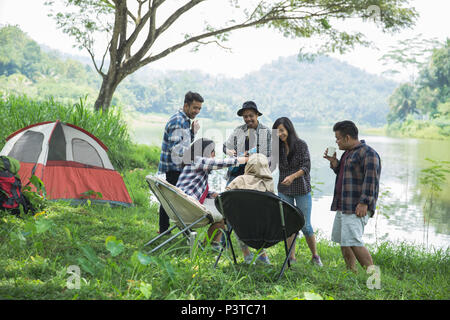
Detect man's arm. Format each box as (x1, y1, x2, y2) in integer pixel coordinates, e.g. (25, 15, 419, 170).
(357, 150, 381, 216)
(194, 156, 247, 171)
(168, 119, 191, 165)
(223, 128, 239, 156)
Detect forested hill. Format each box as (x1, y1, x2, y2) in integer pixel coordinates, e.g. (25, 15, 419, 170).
(133, 55, 397, 125)
(0, 25, 397, 126)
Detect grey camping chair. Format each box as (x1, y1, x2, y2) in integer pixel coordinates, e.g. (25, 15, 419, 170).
(144, 175, 223, 253)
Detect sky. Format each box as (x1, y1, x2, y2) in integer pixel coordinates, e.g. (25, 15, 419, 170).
(0, 0, 449, 81)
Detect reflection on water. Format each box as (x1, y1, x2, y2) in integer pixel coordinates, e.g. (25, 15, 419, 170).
(135, 121, 450, 250)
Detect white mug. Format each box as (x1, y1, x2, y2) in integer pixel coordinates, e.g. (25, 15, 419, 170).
(327, 146, 336, 157)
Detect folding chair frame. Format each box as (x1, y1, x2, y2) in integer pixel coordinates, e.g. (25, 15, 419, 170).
(144, 179, 210, 254)
(213, 195, 299, 281)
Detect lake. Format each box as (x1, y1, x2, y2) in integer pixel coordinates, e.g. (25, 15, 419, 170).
(130, 115, 450, 251)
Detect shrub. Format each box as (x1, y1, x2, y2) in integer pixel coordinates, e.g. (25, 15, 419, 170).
(0, 93, 143, 170)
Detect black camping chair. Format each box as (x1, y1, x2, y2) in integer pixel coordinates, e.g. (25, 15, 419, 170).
(213, 189, 305, 281)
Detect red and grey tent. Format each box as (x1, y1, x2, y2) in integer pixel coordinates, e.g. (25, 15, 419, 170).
(0, 120, 132, 207)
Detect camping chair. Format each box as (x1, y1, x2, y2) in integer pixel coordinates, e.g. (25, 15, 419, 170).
(213, 189, 305, 281)
(144, 175, 223, 253)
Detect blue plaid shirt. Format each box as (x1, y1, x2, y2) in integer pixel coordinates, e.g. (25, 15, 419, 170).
(158, 110, 194, 174)
(176, 156, 238, 201)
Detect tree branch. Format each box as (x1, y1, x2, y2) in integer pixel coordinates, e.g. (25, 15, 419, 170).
(134, 17, 274, 72)
(154, 0, 206, 39)
(86, 44, 106, 78)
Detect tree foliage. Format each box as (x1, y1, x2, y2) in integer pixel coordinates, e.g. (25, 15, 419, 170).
(44, 0, 418, 111)
(386, 39, 450, 138)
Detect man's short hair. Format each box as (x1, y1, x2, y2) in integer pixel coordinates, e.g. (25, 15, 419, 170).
(333, 120, 359, 140)
(184, 91, 204, 105)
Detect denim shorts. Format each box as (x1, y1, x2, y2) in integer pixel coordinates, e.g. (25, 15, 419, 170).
(331, 211, 369, 247)
(278, 192, 314, 237)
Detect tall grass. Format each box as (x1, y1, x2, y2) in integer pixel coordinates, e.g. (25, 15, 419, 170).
(0, 93, 159, 170)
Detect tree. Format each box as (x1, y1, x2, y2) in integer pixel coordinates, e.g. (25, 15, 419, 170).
(419, 39, 450, 96)
(0, 25, 43, 80)
(45, 0, 418, 111)
(387, 83, 418, 123)
(379, 34, 442, 82)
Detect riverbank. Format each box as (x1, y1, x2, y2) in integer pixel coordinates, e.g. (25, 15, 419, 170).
(361, 121, 450, 141)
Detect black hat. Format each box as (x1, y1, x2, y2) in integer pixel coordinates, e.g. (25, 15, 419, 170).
(237, 101, 263, 116)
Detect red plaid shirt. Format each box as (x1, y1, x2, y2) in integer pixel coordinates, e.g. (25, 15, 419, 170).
(330, 140, 381, 216)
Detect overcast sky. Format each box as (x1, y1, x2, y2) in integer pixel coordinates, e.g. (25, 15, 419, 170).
(0, 0, 449, 81)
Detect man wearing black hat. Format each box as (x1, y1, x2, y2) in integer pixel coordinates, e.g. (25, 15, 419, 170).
(223, 101, 272, 184)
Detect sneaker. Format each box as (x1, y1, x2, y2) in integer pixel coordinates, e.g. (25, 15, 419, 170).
(244, 253, 255, 265)
(311, 255, 323, 267)
(256, 255, 271, 265)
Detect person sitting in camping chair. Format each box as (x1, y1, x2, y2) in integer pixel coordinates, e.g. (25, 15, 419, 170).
(176, 138, 248, 251)
(225, 153, 274, 265)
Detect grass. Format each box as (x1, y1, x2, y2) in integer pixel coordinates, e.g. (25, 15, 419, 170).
(1, 167, 448, 300)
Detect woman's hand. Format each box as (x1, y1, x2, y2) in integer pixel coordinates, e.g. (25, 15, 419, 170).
(281, 174, 295, 186)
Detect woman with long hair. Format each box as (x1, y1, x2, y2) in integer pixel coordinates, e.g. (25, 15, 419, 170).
(272, 117, 322, 266)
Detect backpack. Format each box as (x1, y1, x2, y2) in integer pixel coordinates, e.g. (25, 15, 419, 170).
(0, 156, 33, 215)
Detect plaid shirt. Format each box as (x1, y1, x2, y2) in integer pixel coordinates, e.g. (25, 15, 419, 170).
(157, 110, 194, 174)
(176, 156, 238, 201)
(223, 122, 272, 158)
(278, 139, 311, 196)
(330, 140, 381, 216)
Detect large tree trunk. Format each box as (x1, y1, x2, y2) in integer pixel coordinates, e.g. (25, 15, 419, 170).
(94, 71, 124, 112)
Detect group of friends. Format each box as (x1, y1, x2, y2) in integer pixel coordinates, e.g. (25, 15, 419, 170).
(156, 91, 381, 271)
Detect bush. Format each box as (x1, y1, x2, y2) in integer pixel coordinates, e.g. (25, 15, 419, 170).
(0, 93, 150, 171)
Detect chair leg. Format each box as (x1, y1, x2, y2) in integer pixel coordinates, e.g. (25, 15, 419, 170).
(226, 227, 237, 265)
(213, 226, 237, 268)
(277, 232, 298, 281)
(147, 215, 208, 254)
(143, 225, 177, 247)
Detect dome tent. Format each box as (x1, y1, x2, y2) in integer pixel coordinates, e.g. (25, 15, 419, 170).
(0, 120, 132, 207)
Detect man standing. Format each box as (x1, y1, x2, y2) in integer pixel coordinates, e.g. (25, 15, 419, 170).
(157, 91, 203, 234)
(323, 120, 381, 272)
(223, 101, 272, 184)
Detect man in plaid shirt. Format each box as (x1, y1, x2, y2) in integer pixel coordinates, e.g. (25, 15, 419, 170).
(324, 120, 381, 272)
(156, 91, 203, 233)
